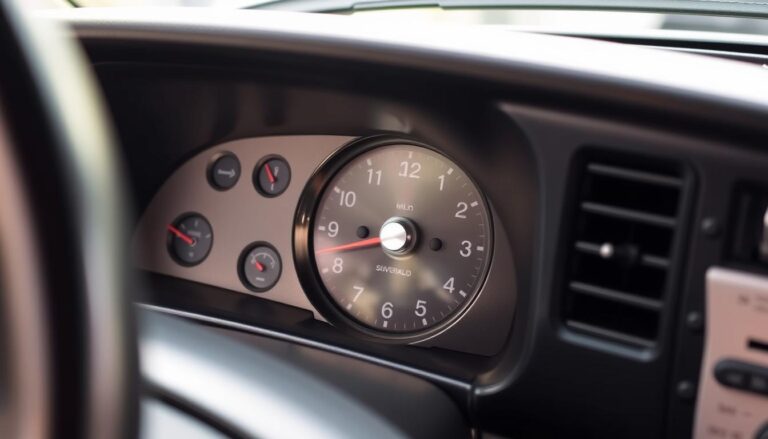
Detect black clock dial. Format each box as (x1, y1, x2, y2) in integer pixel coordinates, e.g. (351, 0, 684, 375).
(297, 140, 493, 337)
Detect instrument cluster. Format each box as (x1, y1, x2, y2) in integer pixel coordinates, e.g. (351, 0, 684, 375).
(134, 135, 516, 354)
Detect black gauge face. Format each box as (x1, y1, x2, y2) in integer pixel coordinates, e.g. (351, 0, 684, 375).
(208, 152, 241, 190)
(167, 213, 213, 266)
(239, 243, 282, 292)
(304, 142, 493, 336)
(254, 156, 291, 197)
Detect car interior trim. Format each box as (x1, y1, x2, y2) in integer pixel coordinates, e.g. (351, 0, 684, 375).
(137, 303, 473, 392)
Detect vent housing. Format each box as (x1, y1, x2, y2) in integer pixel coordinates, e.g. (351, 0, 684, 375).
(562, 152, 691, 350)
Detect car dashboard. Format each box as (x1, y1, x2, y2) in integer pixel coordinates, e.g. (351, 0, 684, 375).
(45, 8, 768, 438)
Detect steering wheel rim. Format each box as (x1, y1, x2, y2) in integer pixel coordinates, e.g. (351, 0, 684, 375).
(0, 2, 136, 438)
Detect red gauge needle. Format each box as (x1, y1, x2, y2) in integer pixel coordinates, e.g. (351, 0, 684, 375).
(167, 224, 194, 246)
(264, 163, 276, 184)
(315, 237, 382, 255)
(254, 260, 265, 272)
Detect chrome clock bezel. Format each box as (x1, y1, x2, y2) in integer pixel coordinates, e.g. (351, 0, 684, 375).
(293, 136, 495, 342)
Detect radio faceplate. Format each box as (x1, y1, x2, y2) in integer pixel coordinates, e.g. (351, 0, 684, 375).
(695, 268, 768, 439)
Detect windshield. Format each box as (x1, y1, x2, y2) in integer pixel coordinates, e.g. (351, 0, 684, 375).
(68, 0, 768, 38)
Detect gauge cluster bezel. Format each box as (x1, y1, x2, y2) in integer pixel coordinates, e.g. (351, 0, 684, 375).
(133, 134, 517, 355)
(293, 136, 496, 343)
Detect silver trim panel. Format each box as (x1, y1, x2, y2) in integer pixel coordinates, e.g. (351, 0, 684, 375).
(134, 135, 353, 317)
(134, 135, 517, 355)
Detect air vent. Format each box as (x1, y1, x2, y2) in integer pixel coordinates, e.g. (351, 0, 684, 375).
(562, 153, 691, 349)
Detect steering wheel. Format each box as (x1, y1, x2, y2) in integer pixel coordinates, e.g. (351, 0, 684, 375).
(0, 2, 135, 438)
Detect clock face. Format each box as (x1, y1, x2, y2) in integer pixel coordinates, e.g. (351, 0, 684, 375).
(302, 142, 492, 336)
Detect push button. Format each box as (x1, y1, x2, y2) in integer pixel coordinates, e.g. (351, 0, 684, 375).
(749, 373, 768, 395)
(715, 359, 768, 397)
(715, 360, 749, 389)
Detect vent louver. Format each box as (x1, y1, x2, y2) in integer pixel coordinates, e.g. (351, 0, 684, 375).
(562, 154, 690, 349)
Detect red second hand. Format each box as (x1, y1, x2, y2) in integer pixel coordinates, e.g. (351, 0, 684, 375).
(167, 224, 194, 246)
(264, 163, 276, 184)
(316, 237, 382, 255)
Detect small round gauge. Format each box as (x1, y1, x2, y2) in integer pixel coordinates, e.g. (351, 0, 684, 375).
(295, 138, 493, 339)
(254, 156, 291, 197)
(239, 243, 282, 292)
(167, 213, 213, 266)
(208, 151, 241, 191)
